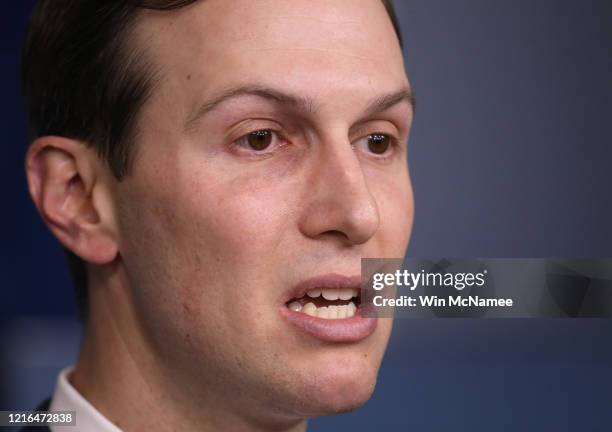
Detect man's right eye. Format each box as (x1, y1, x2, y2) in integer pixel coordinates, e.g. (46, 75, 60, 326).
(235, 129, 278, 152)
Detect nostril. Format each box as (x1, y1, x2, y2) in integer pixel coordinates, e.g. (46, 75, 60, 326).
(320, 229, 350, 241)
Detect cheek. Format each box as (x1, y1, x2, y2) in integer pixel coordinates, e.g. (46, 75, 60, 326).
(145, 169, 298, 316)
(183, 172, 295, 264)
(115, 169, 295, 364)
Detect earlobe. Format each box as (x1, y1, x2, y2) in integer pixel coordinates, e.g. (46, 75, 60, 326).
(25, 136, 119, 265)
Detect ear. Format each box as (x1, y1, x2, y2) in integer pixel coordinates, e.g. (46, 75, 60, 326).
(25, 136, 119, 265)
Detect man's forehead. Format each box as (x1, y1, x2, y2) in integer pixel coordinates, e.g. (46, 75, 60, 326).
(135, 0, 407, 124)
(136, 0, 402, 65)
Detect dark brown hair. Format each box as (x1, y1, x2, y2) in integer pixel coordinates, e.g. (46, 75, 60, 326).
(21, 0, 403, 320)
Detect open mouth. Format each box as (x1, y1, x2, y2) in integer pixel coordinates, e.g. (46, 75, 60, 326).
(281, 274, 375, 342)
(285, 288, 361, 319)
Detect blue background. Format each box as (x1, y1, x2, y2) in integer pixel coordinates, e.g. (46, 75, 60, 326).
(2, 1, 611, 430)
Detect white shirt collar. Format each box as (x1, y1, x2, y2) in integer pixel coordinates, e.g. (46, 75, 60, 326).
(49, 366, 123, 432)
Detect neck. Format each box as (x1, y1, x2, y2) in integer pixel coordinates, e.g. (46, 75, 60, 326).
(70, 262, 308, 432)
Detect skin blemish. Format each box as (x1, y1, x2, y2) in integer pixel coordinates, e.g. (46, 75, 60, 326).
(183, 302, 195, 318)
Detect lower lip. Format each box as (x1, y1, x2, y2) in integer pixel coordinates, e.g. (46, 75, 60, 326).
(280, 306, 377, 343)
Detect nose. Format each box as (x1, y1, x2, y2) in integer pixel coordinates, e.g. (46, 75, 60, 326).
(298, 137, 380, 246)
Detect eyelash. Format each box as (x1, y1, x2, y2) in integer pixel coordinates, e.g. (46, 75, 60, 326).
(231, 128, 399, 160)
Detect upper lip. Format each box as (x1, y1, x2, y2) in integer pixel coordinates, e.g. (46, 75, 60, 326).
(283, 273, 361, 304)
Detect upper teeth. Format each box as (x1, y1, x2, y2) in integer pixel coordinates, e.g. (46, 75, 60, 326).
(286, 288, 360, 320)
(307, 288, 358, 300)
(288, 301, 357, 319)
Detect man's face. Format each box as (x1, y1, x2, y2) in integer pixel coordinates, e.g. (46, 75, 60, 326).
(113, 0, 413, 420)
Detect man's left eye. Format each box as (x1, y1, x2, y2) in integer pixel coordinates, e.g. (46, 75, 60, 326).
(355, 133, 393, 156)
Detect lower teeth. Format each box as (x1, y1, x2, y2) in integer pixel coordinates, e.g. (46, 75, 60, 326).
(287, 301, 357, 319)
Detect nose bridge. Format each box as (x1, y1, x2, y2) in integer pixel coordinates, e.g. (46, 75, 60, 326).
(299, 132, 380, 245)
(323, 142, 369, 204)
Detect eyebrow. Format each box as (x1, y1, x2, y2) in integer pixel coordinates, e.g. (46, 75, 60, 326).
(185, 84, 415, 129)
(364, 87, 415, 118)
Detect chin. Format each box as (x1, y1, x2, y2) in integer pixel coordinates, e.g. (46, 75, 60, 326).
(310, 371, 377, 415)
(289, 353, 381, 416)
(316, 383, 377, 415)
